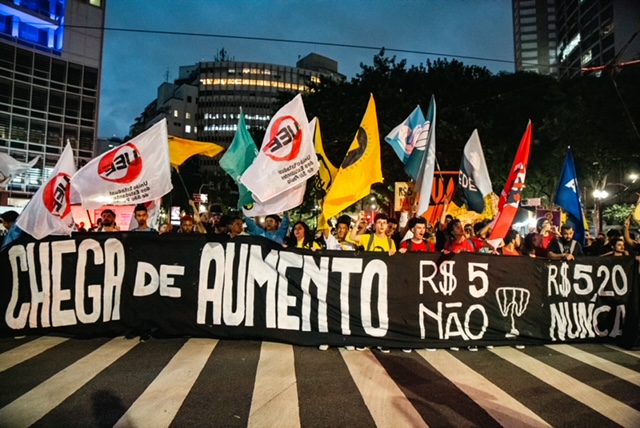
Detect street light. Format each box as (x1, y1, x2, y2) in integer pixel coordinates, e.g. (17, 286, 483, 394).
(593, 189, 609, 235)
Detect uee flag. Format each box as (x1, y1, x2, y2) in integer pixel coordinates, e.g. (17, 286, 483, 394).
(0, 152, 40, 187)
(459, 129, 492, 213)
(414, 96, 437, 217)
(487, 121, 532, 248)
(384, 105, 426, 164)
(15, 143, 76, 239)
(240, 94, 318, 203)
(219, 110, 258, 208)
(242, 183, 305, 217)
(71, 119, 172, 210)
(322, 94, 383, 220)
(554, 148, 585, 244)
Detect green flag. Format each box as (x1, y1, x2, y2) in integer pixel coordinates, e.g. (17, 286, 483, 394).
(220, 111, 258, 208)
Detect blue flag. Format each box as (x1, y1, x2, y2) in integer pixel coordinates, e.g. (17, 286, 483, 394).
(384, 105, 425, 164)
(554, 149, 585, 245)
(405, 96, 435, 181)
(219, 111, 258, 208)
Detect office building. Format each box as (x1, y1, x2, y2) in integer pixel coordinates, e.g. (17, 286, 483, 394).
(0, 0, 105, 204)
(131, 53, 344, 171)
(513, 0, 558, 75)
(513, 0, 640, 78)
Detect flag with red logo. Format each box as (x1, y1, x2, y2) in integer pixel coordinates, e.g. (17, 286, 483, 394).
(71, 119, 172, 210)
(240, 94, 318, 203)
(486, 121, 532, 248)
(15, 143, 76, 239)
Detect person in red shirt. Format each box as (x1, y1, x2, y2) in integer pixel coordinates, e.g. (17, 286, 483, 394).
(399, 217, 434, 253)
(499, 229, 521, 256)
(443, 219, 477, 253)
(536, 217, 559, 256)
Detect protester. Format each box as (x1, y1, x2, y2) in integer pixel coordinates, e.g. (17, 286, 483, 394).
(399, 217, 434, 253)
(499, 229, 521, 256)
(547, 223, 584, 261)
(97, 209, 119, 232)
(386, 217, 402, 249)
(0, 210, 19, 248)
(228, 216, 248, 238)
(443, 219, 477, 254)
(130, 204, 157, 232)
(600, 237, 629, 257)
(350, 211, 396, 255)
(535, 217, 558, 256)
(286, 220, 321, 250)
(245, 212, 290, 245)
(520, 232, 540, 258)
(159, 223, 173, 234)
(321, 215, 357, 251)
(435, 196, 454, 251)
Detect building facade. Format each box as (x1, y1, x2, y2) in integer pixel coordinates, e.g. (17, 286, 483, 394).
(131, 53, 343, 171)
(513, 0, 558, 75)
(0, 0, 105, 203)
(513, 0, 640, 78)
(556, 0, 640, 78)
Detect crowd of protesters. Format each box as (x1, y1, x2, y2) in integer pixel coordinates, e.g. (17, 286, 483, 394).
(3, 199, 639, 261)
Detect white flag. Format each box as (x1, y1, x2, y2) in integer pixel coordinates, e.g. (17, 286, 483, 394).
(240, 94, 318, 202)
(71, 119, 172, 210)
(0, 153, 40, 186)
(415, 98, 436, 217)
(15, 143, 76, 239)
(242, 182, 306, 217)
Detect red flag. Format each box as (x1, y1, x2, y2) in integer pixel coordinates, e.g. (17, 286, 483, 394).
(487, 121, 532, 248)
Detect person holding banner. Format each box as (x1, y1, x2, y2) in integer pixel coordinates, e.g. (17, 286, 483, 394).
(350, 211, 396, 255)
(443, 219, 477, 254)
(399, 217, 434, 253)
(97, 210, 120, 232)
(320, 215, 357, 251)
(130, 204, 157, 232)
(286, 221, 321, 250)
(547, 223, 584, 261)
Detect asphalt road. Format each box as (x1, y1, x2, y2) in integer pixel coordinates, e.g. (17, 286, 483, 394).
(0, 336, 638, 427)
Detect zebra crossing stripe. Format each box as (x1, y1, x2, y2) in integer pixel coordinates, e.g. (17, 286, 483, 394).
(0, 336, 137, 428)
(490, 346, 640, 427)
(546, 344, 640, 387)
(248, 341, 300, 428)
(415, 349, 551, 427)
(603, 344, 640, 359)
(0, 336, 68, 373)
(114, 338, 217, 428)
(340, 349, 428, 427)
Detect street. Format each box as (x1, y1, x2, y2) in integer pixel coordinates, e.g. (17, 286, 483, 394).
(0, 336, 638, 427)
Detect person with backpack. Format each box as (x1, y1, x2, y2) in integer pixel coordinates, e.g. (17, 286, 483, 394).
(547, 223, 583, 261)
(350, 211, 396, 255)
(399, 217, 434, 253)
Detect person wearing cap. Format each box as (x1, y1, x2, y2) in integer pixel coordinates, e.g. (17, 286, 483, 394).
(245, 212, 290, 245)
(130, 204, 157, 232)
(97, 209, 120, 232)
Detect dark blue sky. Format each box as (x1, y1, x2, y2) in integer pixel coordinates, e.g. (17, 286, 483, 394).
(98, 1, 514, 138)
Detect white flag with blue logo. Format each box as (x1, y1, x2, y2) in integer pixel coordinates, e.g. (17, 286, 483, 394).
(384, 105, 425, 164)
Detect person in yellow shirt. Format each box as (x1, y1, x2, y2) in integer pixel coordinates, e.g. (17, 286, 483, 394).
(350, 210, 396, 255)
(287, 220, 321, 250)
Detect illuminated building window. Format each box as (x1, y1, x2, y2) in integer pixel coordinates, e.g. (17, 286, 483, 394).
(185, 112, 191, 119)
(185, 125, 191, 133)
(173, 110, 179, 117)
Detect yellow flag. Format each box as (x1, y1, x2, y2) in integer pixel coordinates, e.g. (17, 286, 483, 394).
(168, 136, 224, 169)
(322, 94, 383, 220)
(312, 118, 338, 196)
(312, 118, 337, 230)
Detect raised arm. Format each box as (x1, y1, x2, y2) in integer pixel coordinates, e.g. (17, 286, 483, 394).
(350, 210, 366, 244)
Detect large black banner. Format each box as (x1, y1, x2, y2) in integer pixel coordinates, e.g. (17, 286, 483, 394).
(1, 234, 638, 349)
